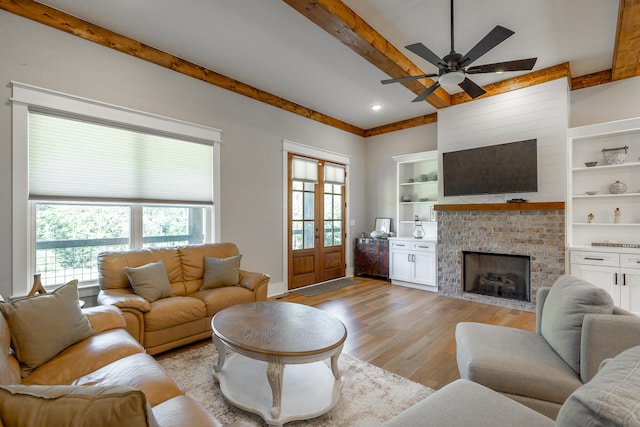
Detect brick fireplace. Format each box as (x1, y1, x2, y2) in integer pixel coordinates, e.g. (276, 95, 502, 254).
(436, 202, 565, 311)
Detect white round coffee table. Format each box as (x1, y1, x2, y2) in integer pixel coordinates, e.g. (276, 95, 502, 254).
(211, 301, 347, 426)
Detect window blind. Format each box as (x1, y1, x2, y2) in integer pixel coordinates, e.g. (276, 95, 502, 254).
(324, 163, 345, 185)
(291, 156, 318, 183)
(28, 112, 214, 204)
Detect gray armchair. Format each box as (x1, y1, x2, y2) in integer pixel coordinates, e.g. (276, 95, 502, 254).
(454, 275, 640, 419)
(383, 345, 640, 426)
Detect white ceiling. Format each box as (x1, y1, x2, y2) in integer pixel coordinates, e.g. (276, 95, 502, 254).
(35, 0, 618, 130)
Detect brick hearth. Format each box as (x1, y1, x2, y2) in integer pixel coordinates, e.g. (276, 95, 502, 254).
(436, 203, 565, 311)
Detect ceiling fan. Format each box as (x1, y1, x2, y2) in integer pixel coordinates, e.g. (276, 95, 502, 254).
(381, 0, 537, 101)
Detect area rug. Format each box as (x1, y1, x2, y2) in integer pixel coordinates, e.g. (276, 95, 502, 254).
(158, 343, 432, 426)
(292, 278, 361, 297)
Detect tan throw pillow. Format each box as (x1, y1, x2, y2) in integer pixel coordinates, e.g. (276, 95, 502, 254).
(123, 260, 173, 302)
(201, 255, 242, 290)
(0, 384, 159, 427)
(0, 280, 94, 377)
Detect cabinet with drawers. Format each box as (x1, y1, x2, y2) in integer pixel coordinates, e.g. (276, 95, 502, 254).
(389, 238, 437, 292)
(570, 249, 640, 315)
(354, 237, 389, 279)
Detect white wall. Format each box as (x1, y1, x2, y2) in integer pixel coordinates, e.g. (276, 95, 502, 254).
(570, 75, 640, 127)
(3, 9, 640, 300)
(363, 125, 437, 235)
(0, 11, 366, 298)
(438, 78, 570, 204)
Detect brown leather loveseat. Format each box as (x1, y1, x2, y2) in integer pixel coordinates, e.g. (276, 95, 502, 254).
(0, 300, 221, 426)
(98, 243, 270, 355)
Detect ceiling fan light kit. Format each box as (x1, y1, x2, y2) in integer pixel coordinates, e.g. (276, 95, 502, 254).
(382, 0, 537, 101)
(439, 71, 465, 86)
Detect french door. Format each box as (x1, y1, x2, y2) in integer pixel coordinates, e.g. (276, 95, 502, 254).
(288, 153, 346, 289)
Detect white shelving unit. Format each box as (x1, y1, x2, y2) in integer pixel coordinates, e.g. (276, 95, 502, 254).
(389, 150, 439, 293)
(392, 150, 439, 239)
(567, 118, 640, 315)
(567, 118, 640, 248)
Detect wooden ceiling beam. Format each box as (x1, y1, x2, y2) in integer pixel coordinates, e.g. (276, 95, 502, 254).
(363, 113, 437, 137)
(571, 69, 613, 91)
(450, 63, 571, 105)
(282, 0, 451, 109)
(0, 0, 366, 137)
(612, 0, 640, 80)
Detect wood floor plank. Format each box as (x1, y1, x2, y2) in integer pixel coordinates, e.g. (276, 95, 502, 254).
(276, 277, 535, 390)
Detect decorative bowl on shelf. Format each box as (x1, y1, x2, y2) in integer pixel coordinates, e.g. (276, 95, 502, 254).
(401, 195, 412, 202)
(418, 174, 429, 182)
(406, 178, 414, 183)
(418, 197, 429, 202)
(584, 161, 598, 167)
(585, 191, 598, 195)
(370, 230, 383, 239)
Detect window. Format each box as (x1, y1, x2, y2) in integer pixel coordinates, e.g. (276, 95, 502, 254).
(12, 82, 221, 294)
(34, 203, 208, 286)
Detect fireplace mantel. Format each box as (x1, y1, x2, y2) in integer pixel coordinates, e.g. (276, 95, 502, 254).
(434, 202, 564, 212)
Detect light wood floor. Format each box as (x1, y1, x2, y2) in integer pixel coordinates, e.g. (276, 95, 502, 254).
(275, 277, 535, 390)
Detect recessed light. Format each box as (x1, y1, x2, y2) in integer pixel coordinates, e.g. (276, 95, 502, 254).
(371, 104, 383, 111)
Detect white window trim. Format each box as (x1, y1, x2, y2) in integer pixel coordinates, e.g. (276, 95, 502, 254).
(11, 81, 222, 297)
(280, 140, 351, 296)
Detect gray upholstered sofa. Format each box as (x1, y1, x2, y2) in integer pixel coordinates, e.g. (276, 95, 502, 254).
(383, 344, 640, 426)
(455, 275, 640, 419)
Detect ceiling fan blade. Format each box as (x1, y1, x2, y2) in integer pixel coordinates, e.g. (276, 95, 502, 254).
(458, 77, 486, 99)
(460, 25, 514, 67)
(405, 43, 446, 69)
(412, 81, 441, 103)
(466, 58, 537, 74)
(381, 73, 439, 85)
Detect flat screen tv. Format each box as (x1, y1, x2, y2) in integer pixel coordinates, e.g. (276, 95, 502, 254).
(443, 139, 538, 197)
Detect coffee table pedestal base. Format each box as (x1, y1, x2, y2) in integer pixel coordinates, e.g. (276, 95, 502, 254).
(214, 353, 343, 426)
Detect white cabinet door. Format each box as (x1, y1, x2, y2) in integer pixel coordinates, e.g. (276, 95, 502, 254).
(413, 251, 436, 286)
(621, 268, 640, 315)
(570, 263, 621, 305)
(389, 249, 412, 282)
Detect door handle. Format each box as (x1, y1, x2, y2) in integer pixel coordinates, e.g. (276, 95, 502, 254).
(615, 273, 619, 285)
(412, 254, 416, 262)
(623, 273, 627, 286)
(408, 254, 411, 262)
(585, 257, 605, 261)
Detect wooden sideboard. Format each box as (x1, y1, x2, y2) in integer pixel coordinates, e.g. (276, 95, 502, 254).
(354, 237, 389, 280)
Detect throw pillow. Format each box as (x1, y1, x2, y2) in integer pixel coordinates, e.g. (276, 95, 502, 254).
(0, 384, 159, 427)
(123, 260, 173, 302)
(540, 275, 614, 374)
(0, 280, 94, 377)
(201, 255, 242, 290)
(556, 345, 640, 426)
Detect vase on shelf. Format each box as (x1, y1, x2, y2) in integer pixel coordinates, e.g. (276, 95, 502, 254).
(609, 180, 627, 194)
(413, 215, 425, 239)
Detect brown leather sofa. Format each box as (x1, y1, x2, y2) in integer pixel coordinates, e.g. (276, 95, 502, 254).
(0, 304, 221, 426)
(98, 243, 270, 355)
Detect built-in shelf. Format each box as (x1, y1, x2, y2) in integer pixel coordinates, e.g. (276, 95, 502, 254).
(393, 150, 439, 238)
(434, 202, 565, 211)
(574, 222, 638, 226)
(573, 193, 640, 198)
(400, 181, 438, 186)
(573, 161, 640, 172)
(400, 201, 434, 205)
